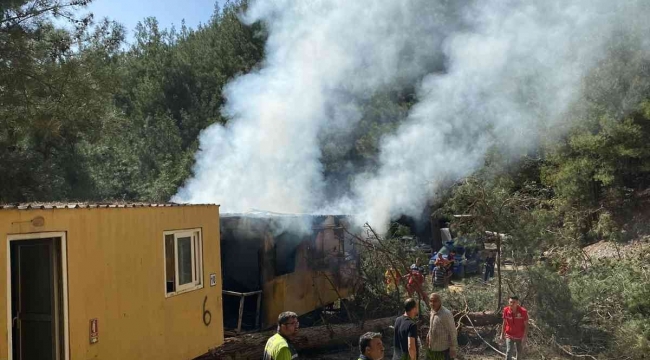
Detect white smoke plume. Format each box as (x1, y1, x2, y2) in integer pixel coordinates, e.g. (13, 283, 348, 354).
(175, 0, 650, 231)
(354, 0, 650, 228)
(173, 0, 465, 212)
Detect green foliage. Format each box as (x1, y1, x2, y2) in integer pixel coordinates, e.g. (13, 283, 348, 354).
(440, 158, 555, 254)
(525, 266, 583, 340)
(541, 107, 650, 243)
(0, 0, 123, 201)
(538, 40, 650, 244)
(388, 223, 412, 238)
(567, 248, 650, 358)
(438, 278, 496, 316)
(351, 235, 411, 319)
(85, 1, 266, 201)
(0, 0, 266, 202)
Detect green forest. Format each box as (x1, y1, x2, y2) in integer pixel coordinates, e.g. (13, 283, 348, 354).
(1, 0, 266, 201)
(2, 1, 650, 358)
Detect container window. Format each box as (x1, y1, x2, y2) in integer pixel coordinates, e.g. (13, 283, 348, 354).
(164, 229, 203, 296)
(165, 234, 175, 293)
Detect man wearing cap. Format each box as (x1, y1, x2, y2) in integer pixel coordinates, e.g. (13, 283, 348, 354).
(263, 311, 299, 360)
(358, 332, 385, 360)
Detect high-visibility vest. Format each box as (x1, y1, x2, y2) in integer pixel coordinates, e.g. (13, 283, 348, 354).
(263, 333, 298, 360)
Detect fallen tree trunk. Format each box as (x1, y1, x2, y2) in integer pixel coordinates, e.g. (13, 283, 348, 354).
(456, 311, 501, 327)
(196, 317, 395, 360)
(197, 312, 500, 360)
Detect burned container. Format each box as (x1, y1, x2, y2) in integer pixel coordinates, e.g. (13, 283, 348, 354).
(219, 212, 358, 334)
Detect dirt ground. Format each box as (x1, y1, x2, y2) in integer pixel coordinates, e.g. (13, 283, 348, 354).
(302, 343, 559, 360)
(301, 345, 504, 360)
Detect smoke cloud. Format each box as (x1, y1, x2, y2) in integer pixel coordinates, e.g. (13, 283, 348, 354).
(174, 0, 650, 231)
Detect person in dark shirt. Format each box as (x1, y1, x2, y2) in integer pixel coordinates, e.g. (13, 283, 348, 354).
(428, 254, 437, 274)
(415, 257, 426, 280)
(484, 252, 495, 282)
(446, 251, 456, 285)
(393, 298, 419, 360)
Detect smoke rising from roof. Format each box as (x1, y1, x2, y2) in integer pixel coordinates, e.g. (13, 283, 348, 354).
(174, 0, 650, 232)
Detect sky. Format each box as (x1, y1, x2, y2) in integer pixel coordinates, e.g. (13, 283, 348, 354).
(82, 0, 221, 42)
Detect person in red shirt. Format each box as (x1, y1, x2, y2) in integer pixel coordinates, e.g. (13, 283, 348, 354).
(500, 295, 528, 360)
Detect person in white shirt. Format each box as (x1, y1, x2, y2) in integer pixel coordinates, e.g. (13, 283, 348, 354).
(426, 293, 458, 360)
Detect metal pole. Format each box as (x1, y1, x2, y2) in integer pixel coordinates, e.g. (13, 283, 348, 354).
(255, 293, 262, 329)
(237, 295, 245, 333)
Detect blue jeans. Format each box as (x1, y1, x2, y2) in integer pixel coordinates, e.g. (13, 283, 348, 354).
(506, 338, 523, 360)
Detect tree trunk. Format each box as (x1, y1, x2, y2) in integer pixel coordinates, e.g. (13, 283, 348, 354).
(196, 311, 501, 360)
(456, 311, 501, 327)
(496, 235, 502, 313)
(197, 317, 395, 360)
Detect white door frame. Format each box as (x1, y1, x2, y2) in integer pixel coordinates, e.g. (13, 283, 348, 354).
(6, 232, 69, 360)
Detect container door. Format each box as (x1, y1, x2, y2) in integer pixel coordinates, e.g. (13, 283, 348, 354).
(11, 238, 62, 360)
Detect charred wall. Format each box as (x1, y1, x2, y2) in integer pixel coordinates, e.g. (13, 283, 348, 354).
(220, 217, 267, 292)
(219, 213, 359, 331)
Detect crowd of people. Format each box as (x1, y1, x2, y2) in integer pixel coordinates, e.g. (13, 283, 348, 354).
(263, 294, 529, 360)
(262, 246, 525, 360)
(386, 250, 498, 298)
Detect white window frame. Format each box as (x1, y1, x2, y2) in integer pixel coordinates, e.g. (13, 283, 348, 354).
(164, 228, 203, 297)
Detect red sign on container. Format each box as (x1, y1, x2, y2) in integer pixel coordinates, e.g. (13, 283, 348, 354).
(90, 319, 98, 344)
